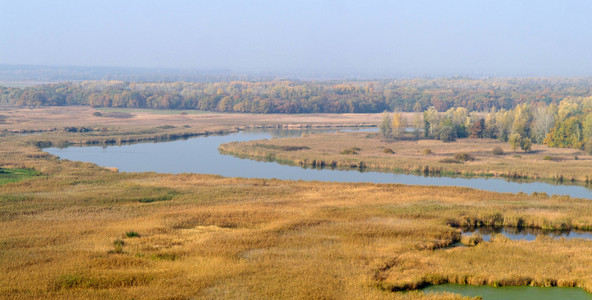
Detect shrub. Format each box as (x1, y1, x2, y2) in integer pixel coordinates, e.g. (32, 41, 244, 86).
(440, 158, 461, 164)
(125, 231, 140, 238)
(340, 147, 360, 155)
(180, 112, 188, 115)
(383, 148, 395, 154)
(423, 148, 432, 155)
(112, 239, 125, 253)
(543, 156, 553, 161)
(454, 152, 474, 162)
(461, 233, 483, 246)
(92, 111, 102, 117)
(492, 146, 504, 155)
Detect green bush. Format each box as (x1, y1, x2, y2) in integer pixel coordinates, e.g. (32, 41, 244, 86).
(125, 231, 140, 238)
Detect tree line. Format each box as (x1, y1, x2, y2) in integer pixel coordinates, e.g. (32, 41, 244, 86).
(380, 96, 592, 153)
(2, 77, 592, 113)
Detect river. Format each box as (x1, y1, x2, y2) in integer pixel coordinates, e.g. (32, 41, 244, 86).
(44, 129, 592, 199)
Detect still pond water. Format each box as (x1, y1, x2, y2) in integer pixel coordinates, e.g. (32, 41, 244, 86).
(423, 284, 592, 300)
(45, 129, 592, 199)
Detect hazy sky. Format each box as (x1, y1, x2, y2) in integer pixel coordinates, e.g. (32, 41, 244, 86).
(2, 0, 592, 77)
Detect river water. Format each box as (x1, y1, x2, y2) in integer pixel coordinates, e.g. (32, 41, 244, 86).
(44, 129, 592, 199)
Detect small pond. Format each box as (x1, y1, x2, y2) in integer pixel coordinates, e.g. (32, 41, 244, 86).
(423, 283, 592, 300)
(462, 226, 592, 241)
(44, 129, 592, 199)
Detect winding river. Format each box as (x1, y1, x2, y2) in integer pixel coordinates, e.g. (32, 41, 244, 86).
(45, 128, 592, 199)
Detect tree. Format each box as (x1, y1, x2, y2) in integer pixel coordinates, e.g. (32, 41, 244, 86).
(520, 137, 532, 152)
(468, 118, 485, 138)
(495, 110, 514, 142)
(509, 133, 521, 152)
(412, 113, 423, 140)
(379, 112, 393, 139)
(439, 125, 456, 142)
(532, 105, 555, 143)
(512, 104, 532, 138)
(423, 106, 439, 138)
(583, 114, 592, 154)
(544, 117, 583, 149)
(392, 112, 406, 139)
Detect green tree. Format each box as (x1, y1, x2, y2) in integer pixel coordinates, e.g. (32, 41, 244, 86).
(509, 133, 521, 152)
(520, 137, 532, 152)
(439, 125, 456, 142)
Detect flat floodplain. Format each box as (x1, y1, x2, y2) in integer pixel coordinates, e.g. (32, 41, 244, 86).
(2, 107, 592, 299)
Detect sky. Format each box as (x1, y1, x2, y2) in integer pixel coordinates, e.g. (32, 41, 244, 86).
(1, 0, 592, 78)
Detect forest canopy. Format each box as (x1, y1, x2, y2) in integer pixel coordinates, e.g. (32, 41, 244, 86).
(2, 77, 592, 114)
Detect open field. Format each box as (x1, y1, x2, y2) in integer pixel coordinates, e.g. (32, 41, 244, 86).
(2, 107, 592, 299)
(220, 131, 592, 184)
(0, 106, 381, 132)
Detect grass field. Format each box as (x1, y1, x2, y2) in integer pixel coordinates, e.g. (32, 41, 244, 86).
(0, 168, 38, 185)
(2, 107, 592, 299)
(220, 131, 592, 184)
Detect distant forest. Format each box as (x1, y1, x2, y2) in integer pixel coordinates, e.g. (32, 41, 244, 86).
(2, 78, 592, 114)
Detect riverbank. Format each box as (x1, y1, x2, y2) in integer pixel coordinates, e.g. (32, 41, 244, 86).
(219, 130, 592, 184)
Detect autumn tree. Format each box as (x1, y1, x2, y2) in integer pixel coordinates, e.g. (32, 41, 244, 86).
(532, 105, 555, 143)
(544, 117, 583, 149)
(412, 113, 423, 140)
(379, 112, 393, 139)
(423, 106, 439, 138)
(392, 112, 406, 139)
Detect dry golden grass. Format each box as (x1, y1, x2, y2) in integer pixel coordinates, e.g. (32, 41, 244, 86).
(1, 107, 592, 299)
(0, 106, 379, 132)
(220, 131, 592, 183)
